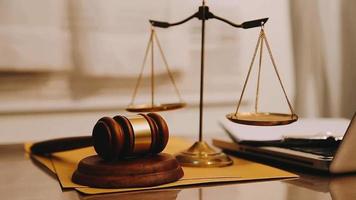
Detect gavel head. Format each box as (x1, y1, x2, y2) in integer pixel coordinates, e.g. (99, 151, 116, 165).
(92, 113, 169, 161)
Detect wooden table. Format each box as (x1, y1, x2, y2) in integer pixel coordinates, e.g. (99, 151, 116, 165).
(1, 143, 356, 200)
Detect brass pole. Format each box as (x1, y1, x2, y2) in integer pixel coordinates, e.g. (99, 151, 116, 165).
(198, 0, 206, 142)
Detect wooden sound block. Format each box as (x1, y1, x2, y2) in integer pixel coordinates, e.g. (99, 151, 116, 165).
(72, 153, 184, 188)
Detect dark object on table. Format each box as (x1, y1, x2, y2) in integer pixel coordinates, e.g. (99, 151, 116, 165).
(30, 113, 184, 188)
(30, 113, 168, 160)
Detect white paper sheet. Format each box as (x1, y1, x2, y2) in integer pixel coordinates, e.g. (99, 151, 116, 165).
(219, 118, 350, 141)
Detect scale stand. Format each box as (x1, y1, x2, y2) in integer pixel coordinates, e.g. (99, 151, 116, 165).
(150, 0, 269, 167)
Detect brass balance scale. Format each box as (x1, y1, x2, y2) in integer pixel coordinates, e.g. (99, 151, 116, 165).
(126, 0, 298, 167)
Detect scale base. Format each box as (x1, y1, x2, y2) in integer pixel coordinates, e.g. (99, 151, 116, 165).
(175, 141, 233, 167)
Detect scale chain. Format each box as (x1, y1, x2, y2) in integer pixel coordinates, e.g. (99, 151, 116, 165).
(151, 29, 155, 107)
(262, 29, 296, 115)
(235, 28, 296, 117)
(255, 29, 264, 113)
(235, 31, 263, 115)
(129, 29, 154, 105)
(129, 26, 184, 107)
(153, 31, 184, 102)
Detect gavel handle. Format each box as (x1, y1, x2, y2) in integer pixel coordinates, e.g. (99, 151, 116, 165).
(30, 136, 93, 155)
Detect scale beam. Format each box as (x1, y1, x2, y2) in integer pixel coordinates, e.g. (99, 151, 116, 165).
(149, 6, 268, 29)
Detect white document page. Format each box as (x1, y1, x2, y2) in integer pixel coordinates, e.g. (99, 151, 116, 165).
(219, 118, 350, 141)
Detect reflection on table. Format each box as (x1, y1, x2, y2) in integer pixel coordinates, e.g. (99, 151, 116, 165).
(1, 144, 356, 200)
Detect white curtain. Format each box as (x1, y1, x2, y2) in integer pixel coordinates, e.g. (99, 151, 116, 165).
(0, 0, 72, 72)
(290, 0, 356, 118)
(0, 0, 185, 76)
(340, 0, 356, 118)
(68, 0, 186, 77)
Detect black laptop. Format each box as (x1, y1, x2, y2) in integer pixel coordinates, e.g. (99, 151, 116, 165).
(214, 114, 356, 173)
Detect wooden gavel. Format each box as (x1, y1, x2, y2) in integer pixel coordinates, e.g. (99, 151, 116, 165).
(31, 113, 169, 160)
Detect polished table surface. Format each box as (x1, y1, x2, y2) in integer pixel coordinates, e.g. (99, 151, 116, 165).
(1, 144, 356, 200)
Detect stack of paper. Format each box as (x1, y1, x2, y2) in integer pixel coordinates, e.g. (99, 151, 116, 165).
(220, 118, 350, 142)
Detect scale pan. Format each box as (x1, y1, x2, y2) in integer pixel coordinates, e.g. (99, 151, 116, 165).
(126, 102, 186, 112)
(226, 112, 298, 126)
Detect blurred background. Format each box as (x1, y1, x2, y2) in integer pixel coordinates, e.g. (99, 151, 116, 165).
(0, 0, 355, 143)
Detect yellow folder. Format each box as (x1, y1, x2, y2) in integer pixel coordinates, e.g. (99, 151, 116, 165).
(25, 137, 297, 195)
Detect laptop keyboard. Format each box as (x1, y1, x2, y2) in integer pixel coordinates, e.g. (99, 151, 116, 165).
(287, 146, 338, 157)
